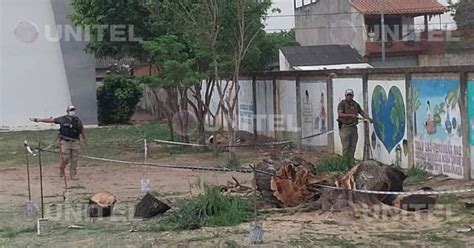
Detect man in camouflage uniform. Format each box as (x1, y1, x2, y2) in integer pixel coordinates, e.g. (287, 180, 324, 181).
(31, 105, 87, 180)
(337, 89, 371, 161)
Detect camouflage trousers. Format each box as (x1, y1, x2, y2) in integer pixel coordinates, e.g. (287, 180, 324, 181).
(339, 125, 358, 161)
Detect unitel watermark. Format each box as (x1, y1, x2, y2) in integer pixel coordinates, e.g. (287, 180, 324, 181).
(15, 21, 143, 44)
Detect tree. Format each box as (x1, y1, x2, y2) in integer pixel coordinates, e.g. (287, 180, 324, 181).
(449, 0, 474, 30)
(242, 29, 299, 72)
(69, 0, 156, 60)
(165, 0, 272, 163)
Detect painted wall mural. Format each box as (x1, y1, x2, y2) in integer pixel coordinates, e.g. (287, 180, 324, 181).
(300, 81, 327, 147)
(332, 78, 364, 160)
(412, 78, 463, 179)
(369, 80, 408, 168)
(467, 80, 474, 179)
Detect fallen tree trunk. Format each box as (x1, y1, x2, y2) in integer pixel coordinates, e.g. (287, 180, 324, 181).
(256, 157, 408, 210)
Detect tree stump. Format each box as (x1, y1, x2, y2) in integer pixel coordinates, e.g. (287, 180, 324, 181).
(88, 192, 116, 217)
(257, 158, 409, 213)
(134, 193, 171, 218)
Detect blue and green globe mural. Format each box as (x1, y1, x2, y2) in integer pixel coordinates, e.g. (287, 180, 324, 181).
(371, 86, 406, 153)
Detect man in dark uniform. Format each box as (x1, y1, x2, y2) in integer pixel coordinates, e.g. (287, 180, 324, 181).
(31, 105, 87, 180)
(337, 89, 371, 161)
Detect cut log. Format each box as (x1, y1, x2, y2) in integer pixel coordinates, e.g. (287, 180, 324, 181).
(88, 192, 116, 217)
(337, 160, 407, 205)
(271, 164, 314, 207)
(134, 193, 171, 218)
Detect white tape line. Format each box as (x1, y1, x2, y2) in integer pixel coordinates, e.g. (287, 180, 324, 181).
(153, 139, 292, 147)
(318, 184, 474, 196)
(154, 139, 206, 147)
(301, 130, 335, 140)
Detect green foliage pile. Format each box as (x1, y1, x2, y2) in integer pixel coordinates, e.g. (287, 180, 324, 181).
(154, 185, 254, 231)
(315, 155, 353, 174)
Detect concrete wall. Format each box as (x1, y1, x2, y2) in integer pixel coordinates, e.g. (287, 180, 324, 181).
(279, 50, 291, 71)
(275, 80, 298, 140)
(0, 0, 97, 130)
(369, 55, 418, 68)
(1, 0, 72, 130)
(300, 80, 328, 146)
(51, 0, 97, 125)
(419, 54, 474, 67)
(294, 1, 366, 55)
(256, 80, 274, 137)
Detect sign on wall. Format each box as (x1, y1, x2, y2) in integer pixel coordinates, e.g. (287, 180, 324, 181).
(238, 80, 254, 133)
(412, 78, 463, 179)
(369, 80, 408, 168)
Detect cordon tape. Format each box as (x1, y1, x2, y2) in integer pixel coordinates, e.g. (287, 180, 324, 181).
(24, 141, 474, 196)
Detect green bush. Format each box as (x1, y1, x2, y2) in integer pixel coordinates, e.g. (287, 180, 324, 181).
(405, 165, 430, 185)
(315, 155, 353, 174)
(97, 76, 142, 125)
(154, 185, 254, 231)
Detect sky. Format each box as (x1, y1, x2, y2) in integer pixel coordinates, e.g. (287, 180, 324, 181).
(265, 0, 458, 32)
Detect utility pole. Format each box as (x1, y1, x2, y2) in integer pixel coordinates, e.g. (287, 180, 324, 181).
(381, 0, 386, 66)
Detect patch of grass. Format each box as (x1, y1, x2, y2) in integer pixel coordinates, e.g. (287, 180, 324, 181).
(405, 165, 430, 185)
(0, 122, 170, 166)
(149, 191, 187, 198)
(376, 233, 417, 241)
(289, 234, 357, 248)
(153, 185, 254, 232)
(222, 240, 240, 248)
(322, 220, 338, 225)
(438, 194, 459, 206)
(314, 155, 352, 174)
(10, 193, 28, 197)
(423, 231, 465, 247)
(0, 226, 36, 238)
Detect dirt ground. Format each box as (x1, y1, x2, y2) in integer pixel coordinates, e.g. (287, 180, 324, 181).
(1, 145, 474, 247)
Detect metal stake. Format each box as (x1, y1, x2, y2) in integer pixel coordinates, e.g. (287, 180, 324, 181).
(25, 144, 32, 202)
(38, 142, 45, 219)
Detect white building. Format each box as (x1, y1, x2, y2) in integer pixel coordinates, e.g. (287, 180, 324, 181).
(0, 0, 97, 131)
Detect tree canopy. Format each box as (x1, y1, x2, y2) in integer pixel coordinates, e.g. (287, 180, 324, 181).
(449, 0, 474, 30)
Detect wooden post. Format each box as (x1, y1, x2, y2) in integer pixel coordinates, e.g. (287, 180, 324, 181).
(362, 73, 370, 160)
(252, 76, 258, 141)
(296, 74, 303, 149)
(460, 72, 471, 180)
(326, 75, 335, 153)
(405, 73, 415, 169)
(272, 77, 278, 139)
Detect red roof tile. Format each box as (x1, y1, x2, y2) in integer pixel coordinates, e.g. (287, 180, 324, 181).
(350, 0, 447, 16)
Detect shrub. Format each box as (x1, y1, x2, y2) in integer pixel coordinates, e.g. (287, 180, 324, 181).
(315, 155, 352, 174)
(154, 185, 254, 231)
(97, 76, 142, 125)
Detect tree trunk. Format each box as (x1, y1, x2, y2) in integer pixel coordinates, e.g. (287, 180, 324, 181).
(256, 158, 408, 210)
(88, 192, 117, 217)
